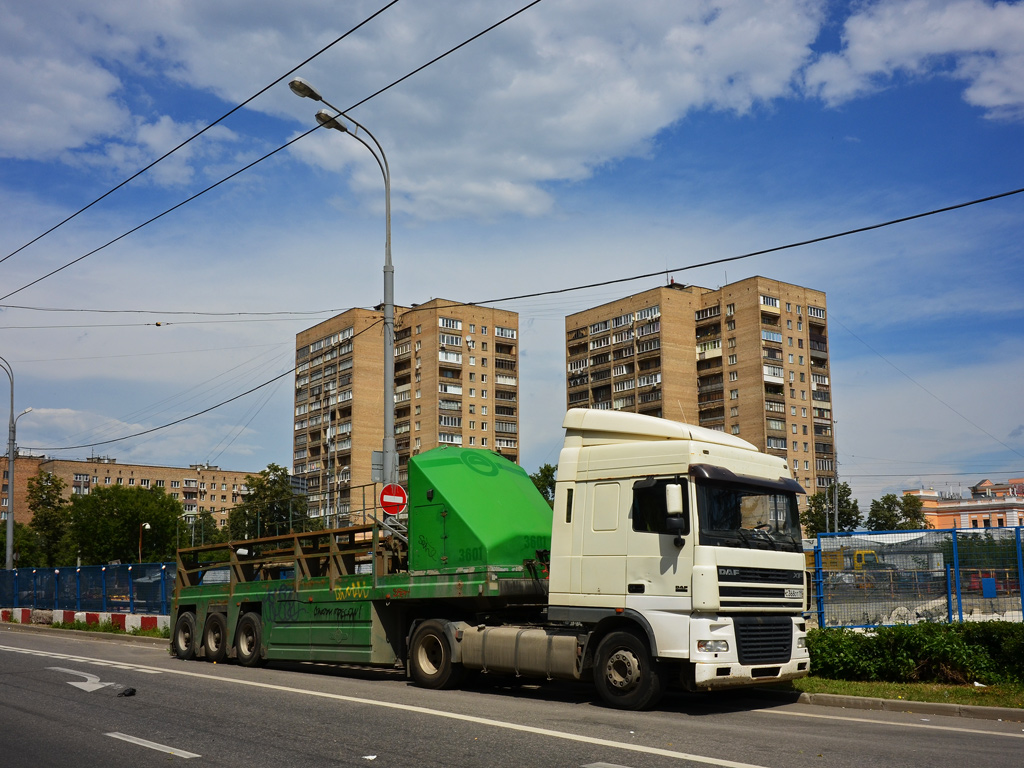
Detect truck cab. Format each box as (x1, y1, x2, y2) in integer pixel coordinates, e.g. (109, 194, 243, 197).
(549, 409, 810, 699)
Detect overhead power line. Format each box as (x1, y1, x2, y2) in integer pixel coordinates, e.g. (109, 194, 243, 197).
(0, 0, 547, 302)
(474, 185, 1024, 306)
(0, 0, 404, 269)
(36, 183, 1024, 453)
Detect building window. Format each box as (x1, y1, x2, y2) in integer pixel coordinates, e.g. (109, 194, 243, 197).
(729, 371, 738, 381)
(729, 389, 739, 400)
(728, 354, 737, 365)
(731, 425, 740, 435)
(726, 303, 735, 316)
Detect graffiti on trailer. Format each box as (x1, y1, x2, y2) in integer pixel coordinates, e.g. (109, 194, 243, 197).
(333, 582, 371, 600)
(313, 604, 359, 623)
(418, 534, 437, 560)
(390, 588, 410, 599)
(265, 582, 303, 623)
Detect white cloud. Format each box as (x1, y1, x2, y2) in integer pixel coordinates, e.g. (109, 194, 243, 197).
(805, 0, 1024, 119)
(0, 0, 826, 215)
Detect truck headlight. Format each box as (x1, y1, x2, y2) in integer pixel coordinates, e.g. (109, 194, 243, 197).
(697, 639, 729, 653)
(796, 637, 807, 649)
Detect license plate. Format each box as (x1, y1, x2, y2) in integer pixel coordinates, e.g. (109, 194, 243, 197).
(785, 588, 802, 599)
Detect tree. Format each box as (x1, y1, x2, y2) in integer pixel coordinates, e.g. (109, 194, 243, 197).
(26, 471, 70, 567)
(0, 521, 42, 569)
(865, 493, 931, 532)
(802, 482, 861, 537)
(228, 463, 309, 540)
(529, 463, 557, 508)
(178, 509, 227, 550)
(67, 485, 183, 565)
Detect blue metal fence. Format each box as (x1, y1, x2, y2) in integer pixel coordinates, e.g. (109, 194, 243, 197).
(810, 528, 1023, 628)
(0, 562, 175, 616)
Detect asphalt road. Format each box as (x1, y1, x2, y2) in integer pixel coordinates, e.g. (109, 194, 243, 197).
(1, 625, 1021, 768)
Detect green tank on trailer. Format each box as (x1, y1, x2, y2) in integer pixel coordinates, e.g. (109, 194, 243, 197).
(405, 447, 553, 572)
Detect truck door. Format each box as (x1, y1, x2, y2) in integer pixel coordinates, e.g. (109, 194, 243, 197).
(625, 478, 693, 602)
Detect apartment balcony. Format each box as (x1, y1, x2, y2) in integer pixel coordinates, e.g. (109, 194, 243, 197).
(568, 374, 589, 389)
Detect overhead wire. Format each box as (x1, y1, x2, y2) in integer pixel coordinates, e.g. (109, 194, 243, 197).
(0, 0, 548, 303)
(38, 184, 1024, 455)
(0, 0, 404, 269)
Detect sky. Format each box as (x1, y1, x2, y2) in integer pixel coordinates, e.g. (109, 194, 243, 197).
(1, 0, 1023, 513)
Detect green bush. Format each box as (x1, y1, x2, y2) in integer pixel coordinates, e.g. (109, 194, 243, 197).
(808, 622, 1024, 685)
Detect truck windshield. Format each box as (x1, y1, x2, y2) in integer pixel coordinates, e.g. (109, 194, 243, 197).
(695, 481, 802, 551)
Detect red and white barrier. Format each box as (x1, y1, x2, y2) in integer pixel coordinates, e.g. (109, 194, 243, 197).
(1, 607, 169, 631)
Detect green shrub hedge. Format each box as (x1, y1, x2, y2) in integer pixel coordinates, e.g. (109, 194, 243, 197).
(807, 622, 1024, 685)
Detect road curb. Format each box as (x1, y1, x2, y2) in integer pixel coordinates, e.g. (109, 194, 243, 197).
(794, 691, 1024, 722)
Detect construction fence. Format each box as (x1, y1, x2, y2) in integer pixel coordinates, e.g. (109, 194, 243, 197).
(0, 562, 175, 616)
(808, 527, 1024, 629)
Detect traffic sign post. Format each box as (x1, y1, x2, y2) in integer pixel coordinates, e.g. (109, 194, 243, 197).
(380, 483, 408, 516)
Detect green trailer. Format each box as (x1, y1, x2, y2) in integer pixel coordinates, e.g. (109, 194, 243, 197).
(171, 447, 553, 672)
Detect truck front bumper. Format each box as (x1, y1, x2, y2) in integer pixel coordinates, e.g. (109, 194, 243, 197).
(690, 657, 810, 690)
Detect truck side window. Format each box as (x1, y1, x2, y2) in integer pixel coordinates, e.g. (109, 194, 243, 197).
(631, 479, 689, 535)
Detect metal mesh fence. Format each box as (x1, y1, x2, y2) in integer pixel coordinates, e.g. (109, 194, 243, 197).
(810, 528, 1023, 628)
(0, 562, 175, 615)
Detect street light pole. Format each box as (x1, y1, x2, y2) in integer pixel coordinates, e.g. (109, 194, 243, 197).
(1, 356, 31, 571)
(289, 77, 397, 487)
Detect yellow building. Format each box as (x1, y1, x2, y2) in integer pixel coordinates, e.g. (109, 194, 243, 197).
(2, 454, 259, 530)
(293, 299, 519, 522)
(564, 277, 836, 495)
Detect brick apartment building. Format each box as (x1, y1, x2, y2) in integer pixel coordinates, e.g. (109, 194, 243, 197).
(293, 298, 519, 522)
(564, 276, 836, 496)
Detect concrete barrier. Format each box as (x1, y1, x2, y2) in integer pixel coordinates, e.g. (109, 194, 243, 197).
(1, 607, 169, 631)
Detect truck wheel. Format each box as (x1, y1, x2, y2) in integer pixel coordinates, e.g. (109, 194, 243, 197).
(202, 613, 228, 663)
(235, 612, 265, 668)
(409, 619, 465, 690)
(593, 630, 664, 710)
(172, 612, 197, 661)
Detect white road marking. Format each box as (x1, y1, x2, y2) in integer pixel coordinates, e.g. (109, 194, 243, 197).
(0, 645, 161, 673)
(761, 707, 1024, 738)
(106, 732, 201, 759)
(47, 667, 114, 692)
(1, 644, 766, 767)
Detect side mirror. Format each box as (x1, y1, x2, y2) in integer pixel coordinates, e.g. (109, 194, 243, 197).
(665, 483, 684, 516)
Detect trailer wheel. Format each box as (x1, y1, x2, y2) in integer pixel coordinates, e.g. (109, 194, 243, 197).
(409, 619, 465, 690)
(202, 612, 228, 664)
(172, 612, 197, 661)
(235, 612, 265, 668)
(593, 630, 664, 710)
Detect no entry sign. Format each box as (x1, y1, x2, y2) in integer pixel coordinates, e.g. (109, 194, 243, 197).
(380, 483, 408, 516)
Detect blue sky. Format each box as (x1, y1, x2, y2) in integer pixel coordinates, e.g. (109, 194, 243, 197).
(1, 0, 1023, 510)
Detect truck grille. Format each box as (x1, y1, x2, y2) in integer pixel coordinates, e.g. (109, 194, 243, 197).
(717, 567, 802, 584)
(733, 616, 793, 665)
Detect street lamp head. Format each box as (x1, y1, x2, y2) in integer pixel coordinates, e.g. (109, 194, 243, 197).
(315, 109, 349, 133)
(288, 77, 323, 102)
(143, 522, 151, 531)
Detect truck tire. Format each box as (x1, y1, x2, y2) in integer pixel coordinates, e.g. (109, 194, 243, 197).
(202, 612, 228, 664)
(235, 612, 265, 668)
(593, 630, 664, 710)
(172, 612, 197, 661)
(408, 619, 465, 690)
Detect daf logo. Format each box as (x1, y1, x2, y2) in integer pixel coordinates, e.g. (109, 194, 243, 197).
(718, 568, 740, 577)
